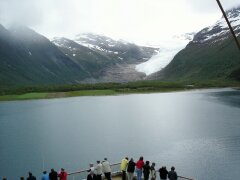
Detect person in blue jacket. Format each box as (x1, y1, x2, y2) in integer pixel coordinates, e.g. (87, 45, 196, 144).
(42, 171, 50, 180)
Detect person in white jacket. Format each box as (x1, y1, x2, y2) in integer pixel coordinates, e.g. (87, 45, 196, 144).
(95, 161, 103, 180)
(150, 163, 156, 180)
(102, 158, 112, 180)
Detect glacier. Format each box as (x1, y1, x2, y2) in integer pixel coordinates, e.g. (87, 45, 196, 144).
(135, 34, 194, 76)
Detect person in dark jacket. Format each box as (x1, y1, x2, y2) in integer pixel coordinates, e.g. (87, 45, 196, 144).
(27, 172, 37, 180)
(87, 171, 97, 180)
(159, 166, 168, 180)
(143, 161, 151, 180)
(168, 167, 177, 180)
(127, 158, 135, 180)
(49, 169, 58, 180)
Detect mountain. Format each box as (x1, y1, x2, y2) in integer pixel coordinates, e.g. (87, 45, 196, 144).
(75, 33, 158, 64)
(0, 25, 90, 87)
(150, 6, 240, 82)
(0, 25, 158, 87)
(52, 37, 115, 80)
(53, 34, 158, 82)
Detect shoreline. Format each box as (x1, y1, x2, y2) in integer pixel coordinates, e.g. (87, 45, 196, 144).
(0, 86, 238, 102)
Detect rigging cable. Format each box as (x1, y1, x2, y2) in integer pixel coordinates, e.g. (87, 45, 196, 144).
(215, 0, 240, 50)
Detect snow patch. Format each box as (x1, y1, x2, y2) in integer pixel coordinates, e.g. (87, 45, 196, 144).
(202, 31, 226, 42)
(75, 40, 95, 49)
(201, 11, 240, 42)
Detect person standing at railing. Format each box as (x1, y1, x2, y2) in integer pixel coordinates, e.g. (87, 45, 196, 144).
(58, 168, 68, 180)
(120, 157, 129, 180)
(49, 169, 58, 180)
(41, 171, 50, 180)
(149, 163, 156, 180)
(159, 166, 168, 180)
(89, 164, 95, 173)
(87, 169, 97, 180)
(95, 161, 103, 180)
(143, 161, 151, 180)
(135, 156, 144, 180)
(127, 158, 135, 180)
(168, 167, 177, 180)
(27, 172, 37, 180)
(102, 158, 112, 180)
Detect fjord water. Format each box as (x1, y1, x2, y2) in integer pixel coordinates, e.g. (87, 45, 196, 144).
(0, 88, 240, 179)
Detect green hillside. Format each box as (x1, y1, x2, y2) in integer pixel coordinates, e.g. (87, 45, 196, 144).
(160, 36, 240, 82)
(0, 25, 90, 87)
(153, 6, 240, 83)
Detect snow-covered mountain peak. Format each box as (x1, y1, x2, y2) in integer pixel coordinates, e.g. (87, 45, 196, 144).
(75, 33, 120, 49)
(193, 6, 240, 44)
(52, 37, 69, 47)
(225, 6, 240, 18)
(51, 37, 85, 53)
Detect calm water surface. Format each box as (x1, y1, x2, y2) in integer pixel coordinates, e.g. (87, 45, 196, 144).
(0, 88, 240, 179)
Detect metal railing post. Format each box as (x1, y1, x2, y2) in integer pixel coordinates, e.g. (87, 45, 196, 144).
(215, 0, 240, 50)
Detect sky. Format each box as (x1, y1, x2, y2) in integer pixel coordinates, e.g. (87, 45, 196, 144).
(0, 0, 240, 44)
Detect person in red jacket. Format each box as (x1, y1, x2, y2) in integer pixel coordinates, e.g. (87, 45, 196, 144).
(58, 168, 68, 180)
(135, 156, 144, 180)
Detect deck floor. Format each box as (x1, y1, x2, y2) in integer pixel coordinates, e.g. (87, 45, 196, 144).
(112, 176, 122, 180)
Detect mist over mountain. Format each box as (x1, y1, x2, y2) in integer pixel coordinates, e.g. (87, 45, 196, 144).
(0, 25, 90, 87)
(1, 5, 240, 88)
(0, 25, 158, 87)
(150, 6, 240, 82)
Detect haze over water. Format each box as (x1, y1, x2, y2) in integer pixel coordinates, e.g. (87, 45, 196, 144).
(0, 88, 240, 180)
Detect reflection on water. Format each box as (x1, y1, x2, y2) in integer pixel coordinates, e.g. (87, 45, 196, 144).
(207, 88, 240, 108)
(0, 88, 240, 180)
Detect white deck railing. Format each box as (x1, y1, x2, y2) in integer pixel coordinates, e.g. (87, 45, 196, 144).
(68, 163, 121, 180)
(68, 163, 196, 180)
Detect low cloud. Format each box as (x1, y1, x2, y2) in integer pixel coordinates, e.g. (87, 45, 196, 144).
(0, 0, 44, 26)
(185, 0, 240, 13)
(0, 0, 239, 43)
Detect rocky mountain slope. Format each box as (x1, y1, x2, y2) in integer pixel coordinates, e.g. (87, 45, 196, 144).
(53, 33, 158, 82)
(150, 6, 240, 82)
(75, 33, 158, 64)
